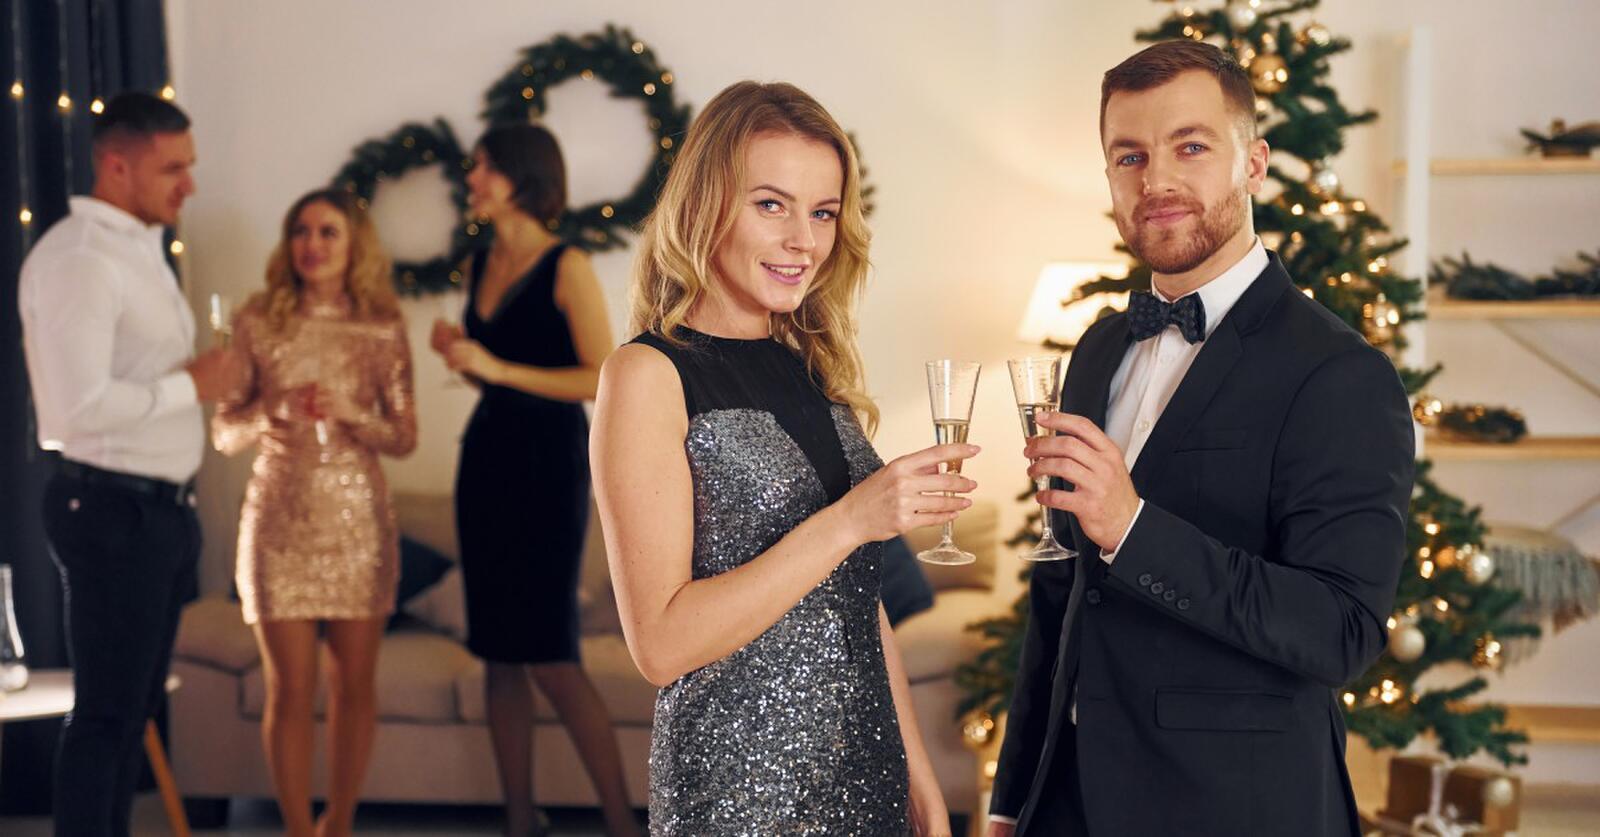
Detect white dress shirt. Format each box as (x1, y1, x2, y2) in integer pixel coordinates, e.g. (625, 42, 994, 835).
(1101, 238, 1268, 562)
(19, 196, 203, 483)
(989, 240, 1268, 829)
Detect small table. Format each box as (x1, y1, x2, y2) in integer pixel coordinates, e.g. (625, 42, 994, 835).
(0, 669, 190, 836)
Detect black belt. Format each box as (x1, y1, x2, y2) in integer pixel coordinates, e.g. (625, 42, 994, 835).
(53, 458, 197, 507)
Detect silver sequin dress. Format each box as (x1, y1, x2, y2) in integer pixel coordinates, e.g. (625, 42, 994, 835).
(632, 330, 909, 836)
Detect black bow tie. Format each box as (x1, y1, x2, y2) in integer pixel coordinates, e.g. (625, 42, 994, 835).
(1127, 290, 1206, 344)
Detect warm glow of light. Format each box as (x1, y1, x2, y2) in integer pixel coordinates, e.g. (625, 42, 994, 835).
(57, 93, 72, 111)
(1342, 692, 1356, 707)
(19, 207, 33, 225)
(1435, 599, 1450, 613)
(9, 81, 22, 99)
(1420, 560, 1434, 579)
(1017, 262, 1130, 345)
(160, 84, 176, 100)
(90, 98, 105, 114)
(169, 240, 185, 256)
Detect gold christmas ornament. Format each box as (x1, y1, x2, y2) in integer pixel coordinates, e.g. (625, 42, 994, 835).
(1300, 23, 1333, 47)
(1473, 634, 1504, 669)
(1484, 775, 1516, 809)
(1311, 164, 1341, 195)
(1464, 547, 1495, 585)
(1412, 395, 1443, 425)
(1251, 53, 1288, 94)
(1226, 0, 1260, 30)
(1388, 623, 1425, 662)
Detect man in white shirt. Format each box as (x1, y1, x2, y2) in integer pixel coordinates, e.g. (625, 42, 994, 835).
(18, 91, 244, 837)
(988, 41, 1413, 835)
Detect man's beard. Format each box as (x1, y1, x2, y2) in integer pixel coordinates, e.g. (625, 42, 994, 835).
(1119, 187, 1248, 276)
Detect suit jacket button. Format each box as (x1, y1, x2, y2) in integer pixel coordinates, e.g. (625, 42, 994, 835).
(1149, 581, 1165, 595)
(1177, 598, 1191, 610)
(1085, 589, 1102, 606)
(1137, 572, 1153, 587)
(1163, 590, 1176, 602)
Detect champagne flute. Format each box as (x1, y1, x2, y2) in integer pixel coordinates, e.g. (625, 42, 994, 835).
(436, 293, 467, 388)
(306, 356, 330, 447)
(207, 293, 232, 348)
(917, 360, 981, 565)
(1008, 356, 1076, 561)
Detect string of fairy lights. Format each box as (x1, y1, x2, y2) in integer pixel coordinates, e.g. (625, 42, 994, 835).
(10, 0, 180, 254)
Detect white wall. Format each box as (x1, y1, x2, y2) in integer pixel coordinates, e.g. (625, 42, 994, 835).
(166, 0, 1600, 744)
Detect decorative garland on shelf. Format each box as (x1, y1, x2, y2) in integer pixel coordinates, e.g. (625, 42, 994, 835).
(1432, 250, 1600, 302)
(330, 120, 474, 295)
(1413, 395, 1529, 444)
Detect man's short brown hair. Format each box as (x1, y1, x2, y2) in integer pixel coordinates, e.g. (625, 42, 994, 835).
(1100, 40, 1257, 139)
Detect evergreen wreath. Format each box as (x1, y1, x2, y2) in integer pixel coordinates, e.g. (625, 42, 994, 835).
(330, 119, 474, 295)
(330, 25, 690, 296)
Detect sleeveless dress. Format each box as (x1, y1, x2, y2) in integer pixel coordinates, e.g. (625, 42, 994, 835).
(632, 328, 909, 836)
(456, 244, 591, 662)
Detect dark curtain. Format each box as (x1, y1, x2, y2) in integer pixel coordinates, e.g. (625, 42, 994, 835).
(1, 0, 171, 814)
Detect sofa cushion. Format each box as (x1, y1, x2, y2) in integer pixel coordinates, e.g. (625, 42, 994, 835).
(403, 567, 468, 641)
(905, 501, 999, 592)
(241, 628, 480, 723)
(173, 597, 260, 674)
(894, 589, 1010, 684)
(881, 535, 935, 626)
(456, 633, 657, 727)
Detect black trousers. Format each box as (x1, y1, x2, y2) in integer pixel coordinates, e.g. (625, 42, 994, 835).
(42, 471, 199, 837)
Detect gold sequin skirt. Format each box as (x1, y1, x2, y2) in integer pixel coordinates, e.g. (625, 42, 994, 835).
(235, 445, 399, 624)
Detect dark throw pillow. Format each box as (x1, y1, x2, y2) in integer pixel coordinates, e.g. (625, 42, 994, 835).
(880, 535, 936, 627)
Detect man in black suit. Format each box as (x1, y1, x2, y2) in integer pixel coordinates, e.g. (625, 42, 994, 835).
(986, 40, 1414, 836)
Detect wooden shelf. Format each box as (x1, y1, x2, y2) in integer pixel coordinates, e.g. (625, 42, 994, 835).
(1426, 434, 1600, 461)
(1393, 157, 1600, 177)
(1427, 289, 1600, 320)
(1504, 704, 1600, 744)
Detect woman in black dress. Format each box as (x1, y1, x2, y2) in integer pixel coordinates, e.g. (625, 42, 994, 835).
(430, 123, 637, 837)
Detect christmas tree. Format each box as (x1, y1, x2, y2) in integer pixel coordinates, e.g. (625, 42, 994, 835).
(956, 0, 1538, 767)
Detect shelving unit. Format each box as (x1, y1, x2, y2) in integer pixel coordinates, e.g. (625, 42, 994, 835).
(1426, 434, 1600, 462)
(1427, 288, 1600, 320)
(1393, 157, 1600, 177)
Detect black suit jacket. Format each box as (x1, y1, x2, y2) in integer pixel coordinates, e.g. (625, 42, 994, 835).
(991, 254, 1415, 836)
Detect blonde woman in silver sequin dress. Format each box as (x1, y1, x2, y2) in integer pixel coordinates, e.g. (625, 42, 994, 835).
(593, 82, 971, 836)
(214, 188, 417, 837)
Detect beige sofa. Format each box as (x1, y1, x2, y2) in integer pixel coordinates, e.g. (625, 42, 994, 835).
(169, 495, 1010, 820)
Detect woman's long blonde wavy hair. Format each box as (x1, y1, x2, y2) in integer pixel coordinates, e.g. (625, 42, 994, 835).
(629, 81, 878, 435)
(255, 189, 398, 330)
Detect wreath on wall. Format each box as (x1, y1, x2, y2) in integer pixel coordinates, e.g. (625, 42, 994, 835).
(331, 25, 690, 296)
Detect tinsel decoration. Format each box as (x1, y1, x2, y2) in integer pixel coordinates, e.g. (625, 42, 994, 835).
(1434, 249, 1600, 301)
(1413, 396, 1529, 445)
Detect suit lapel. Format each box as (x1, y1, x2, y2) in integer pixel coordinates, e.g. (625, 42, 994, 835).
(1127, 256, 1293, 490)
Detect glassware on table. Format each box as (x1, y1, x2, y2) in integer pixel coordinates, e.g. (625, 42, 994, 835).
(0, 564, 30, 692)
(207, 293, 233, 348)
(1007, 356, 1076, 561)
(916, 360, 981, 566)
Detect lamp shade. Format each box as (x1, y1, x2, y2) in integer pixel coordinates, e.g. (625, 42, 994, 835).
(1016, 261, 1129, 345)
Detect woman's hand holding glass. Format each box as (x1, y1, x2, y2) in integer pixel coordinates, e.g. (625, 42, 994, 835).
(835, 443, 980, 546)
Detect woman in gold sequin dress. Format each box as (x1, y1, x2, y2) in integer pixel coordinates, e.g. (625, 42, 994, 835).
(214, 188, 417, 837)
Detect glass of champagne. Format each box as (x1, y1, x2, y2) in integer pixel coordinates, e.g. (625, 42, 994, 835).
(917, 360, 981, 565)
(1008, 356, 1076, 561)
(436, 293, 467, 388)
(207, 293, 232, 348)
